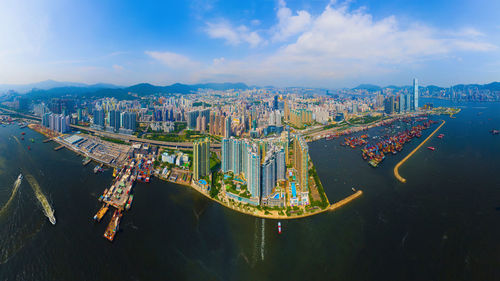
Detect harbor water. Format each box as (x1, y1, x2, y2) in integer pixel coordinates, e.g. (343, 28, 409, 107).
(1, 99, 500, 280)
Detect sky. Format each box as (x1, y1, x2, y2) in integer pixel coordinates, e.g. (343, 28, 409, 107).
(0, 0, 499, 88)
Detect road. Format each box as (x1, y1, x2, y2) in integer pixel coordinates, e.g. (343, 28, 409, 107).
(0, 107, 220, 151)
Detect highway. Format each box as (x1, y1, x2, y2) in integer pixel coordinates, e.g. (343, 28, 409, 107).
(0, 107, 220, 151)
(70, 125, 221, 150)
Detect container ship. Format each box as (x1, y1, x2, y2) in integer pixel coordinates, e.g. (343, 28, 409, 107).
(104, 210, 122, 242)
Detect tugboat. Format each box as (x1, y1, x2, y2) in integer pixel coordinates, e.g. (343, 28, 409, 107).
(427, 146, 435, 151)
(278, 222, 282, 234)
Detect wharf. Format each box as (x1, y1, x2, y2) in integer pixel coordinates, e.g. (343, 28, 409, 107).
(43, 138, 52, 143)
(54, 145, 65, 151)
(82, 158, 92, 166)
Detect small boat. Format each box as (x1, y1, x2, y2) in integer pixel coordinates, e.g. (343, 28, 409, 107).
(490, 129, 499, 135)
(30, 138, 35, 143)
(28, 146, 31, 150)
(21, 137, 24, 140)
(21, 132, 25, 135)
(352, 187, 356, 192)
(278, 222, 282, 234)
(427, 146, 435, 151)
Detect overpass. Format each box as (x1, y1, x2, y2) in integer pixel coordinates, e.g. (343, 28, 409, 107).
(70, 124, 221, 151)
(0, 107, 221, 150)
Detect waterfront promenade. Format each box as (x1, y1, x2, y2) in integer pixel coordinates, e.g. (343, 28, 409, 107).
(394, 120, 446, 183)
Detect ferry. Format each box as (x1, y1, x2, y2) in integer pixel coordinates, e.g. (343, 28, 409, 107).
(278, 222, 282, 234)
(427, 146, 435, 151)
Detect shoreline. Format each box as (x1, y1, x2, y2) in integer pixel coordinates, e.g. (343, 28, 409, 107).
(29, 123, 364, 220)
(393, 120, 446, 183)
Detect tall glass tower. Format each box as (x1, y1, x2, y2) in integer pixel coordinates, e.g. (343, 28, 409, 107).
(413, 78, 419, 111)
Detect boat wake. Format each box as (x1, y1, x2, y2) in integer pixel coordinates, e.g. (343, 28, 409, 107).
(0, 174, 23, 218)
(25, 174, 56, 225)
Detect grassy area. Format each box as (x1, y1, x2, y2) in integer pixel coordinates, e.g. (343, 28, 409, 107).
(309, 165, 329, 209)
(349, 115, 383, 125)
(99, 136, 128, 145)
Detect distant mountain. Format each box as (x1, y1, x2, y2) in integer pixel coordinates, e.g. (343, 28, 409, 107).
(19, 81, 249, 100)
(353, 84, 381, 91)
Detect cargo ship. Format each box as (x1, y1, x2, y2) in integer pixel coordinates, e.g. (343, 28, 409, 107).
(93, 204, 109, 222)
(104, 210, 122, 242)
(125, 194, 134, 210)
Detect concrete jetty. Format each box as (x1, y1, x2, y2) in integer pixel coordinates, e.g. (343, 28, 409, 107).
(329, 190, 363, 211)
(394, 120, 446, 183)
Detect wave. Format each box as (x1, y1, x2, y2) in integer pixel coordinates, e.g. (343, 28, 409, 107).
(0, 175, 23, 218)
(25, 174, 56, 225)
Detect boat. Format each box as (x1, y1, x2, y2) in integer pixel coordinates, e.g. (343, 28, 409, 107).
(93, 204, 109, 222)
(113, 168, 117, 177)
(94, 165, 103, 174)
(21, 132, 25, 135)
(21, 137, 24, 140)
(278, 222, 282, 234)
(30, 138, 34, 143)
(104, 210, 122, 242)
(28, 146, 31, 150)
(490, 129, 499, 135)
(352, 187, 356, 192)
(125, 194, 134, 210)
(18, 173, 23, 181)
(427, 146, 435, 151)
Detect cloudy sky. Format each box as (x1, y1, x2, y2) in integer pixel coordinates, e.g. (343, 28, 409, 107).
(1, 0, 499, 88)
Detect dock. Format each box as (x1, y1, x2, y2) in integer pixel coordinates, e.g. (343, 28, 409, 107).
(54, 145, 65, 151)
(43, 138, 52, 143)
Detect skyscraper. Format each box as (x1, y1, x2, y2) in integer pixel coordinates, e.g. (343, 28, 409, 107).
(413, 78, 419, 111)
(193, 138, 210, 181)
(224, 116, 232, 138)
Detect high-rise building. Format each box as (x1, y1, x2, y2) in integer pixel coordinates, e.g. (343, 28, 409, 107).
(92, 109, 105, 128)
(193, 138, 210, 181)
(261, 153, 276, 199)
(413, 78, 419, 111)
(384, 96, 395, 115)
(187, 110, 199, 129)
(293, 135, 309, 195)
(247, 150, 261, 199)
(224, 116, 232, 138)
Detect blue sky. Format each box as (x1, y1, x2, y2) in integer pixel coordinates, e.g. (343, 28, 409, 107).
(0, 0, 499, 88)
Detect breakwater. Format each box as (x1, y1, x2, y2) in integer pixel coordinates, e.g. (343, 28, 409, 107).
(394, 120, 446, 183)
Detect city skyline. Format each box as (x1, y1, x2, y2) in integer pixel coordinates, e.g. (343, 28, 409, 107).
(1, 0, 499, 88)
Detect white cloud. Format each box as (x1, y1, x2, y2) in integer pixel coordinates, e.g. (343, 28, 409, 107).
(145, 51, 200, 69)
(271, 0, 312, 42)
(112, 64, 124, 71)
(205, 21, 264, 47)
(155, 1, 498, 87)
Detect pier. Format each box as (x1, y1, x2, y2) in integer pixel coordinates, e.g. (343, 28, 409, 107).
(394, 120, 446, 183)
(329, 190, 363, 211)
(43, 138, 52, 143)
(54, 145, 65, 151)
